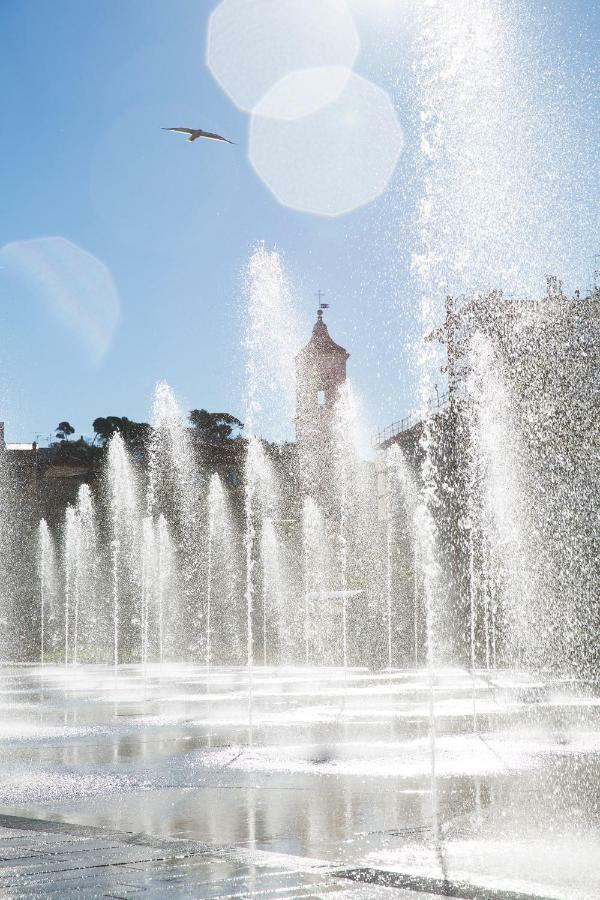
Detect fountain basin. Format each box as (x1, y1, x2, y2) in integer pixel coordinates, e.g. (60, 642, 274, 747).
(0, 664, 598, 898)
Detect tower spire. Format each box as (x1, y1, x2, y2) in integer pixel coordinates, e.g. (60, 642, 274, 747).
(315, 289, 329, 321)
(295, 303, 349, 493)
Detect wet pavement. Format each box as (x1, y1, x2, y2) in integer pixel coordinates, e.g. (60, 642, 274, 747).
(0, 812, 419, 898)
(0, 664, 598, 898)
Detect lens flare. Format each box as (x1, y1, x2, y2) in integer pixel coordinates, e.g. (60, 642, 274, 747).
(253, 65, 351, 122)
(249, 69, 404, 217)
(207, 0, 359, 116)
(0, 236, 120, 363)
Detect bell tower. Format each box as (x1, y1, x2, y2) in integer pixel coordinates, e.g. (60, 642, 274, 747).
(295, 305, 349, 490)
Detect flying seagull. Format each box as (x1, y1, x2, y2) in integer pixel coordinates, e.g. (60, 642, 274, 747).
(162, 127, 234, 145)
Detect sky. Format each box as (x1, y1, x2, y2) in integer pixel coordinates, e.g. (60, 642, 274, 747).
(0, 0, 598, 445)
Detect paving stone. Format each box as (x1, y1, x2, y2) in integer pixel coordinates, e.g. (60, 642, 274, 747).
(0, 815, 362, 898)
(0, 810, 541, 898)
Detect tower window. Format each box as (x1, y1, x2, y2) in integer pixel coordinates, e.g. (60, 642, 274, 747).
(317, 390, 325, 407)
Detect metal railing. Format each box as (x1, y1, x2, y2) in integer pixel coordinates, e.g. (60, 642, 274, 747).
(372, 390, 450, 447)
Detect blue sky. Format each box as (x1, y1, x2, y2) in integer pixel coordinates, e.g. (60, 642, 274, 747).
(0, 0, 598, 444)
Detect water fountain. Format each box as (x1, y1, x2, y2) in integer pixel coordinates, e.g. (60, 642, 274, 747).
(205, 472, 240, 668)
(0, 2, 598, 896)
(62, 505, 78, 666)
(106, 432, 141, 666)
(155, 514, 174, 663)
(149, 380, 204, 660)
(3, 180, 595, 900)
(301, 496, 330, 665)
(37, 519, 57, 665)
(140, 515, 155, 668)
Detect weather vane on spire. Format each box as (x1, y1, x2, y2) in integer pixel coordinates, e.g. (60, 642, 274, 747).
(315, 289, 329, 318)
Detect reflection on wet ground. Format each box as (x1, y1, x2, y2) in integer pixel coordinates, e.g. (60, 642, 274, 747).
(0, 664, 598, 898)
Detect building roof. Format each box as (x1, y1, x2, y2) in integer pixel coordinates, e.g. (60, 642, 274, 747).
(6, 442, 36, 451)
(297, 310, 349, 359)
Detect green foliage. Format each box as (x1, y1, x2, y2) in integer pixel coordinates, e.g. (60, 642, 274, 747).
(52, 421, 98, 465)
(92, 416, 151, 451)
(56, 421, 75, 441)
(189, 409, 243, 443)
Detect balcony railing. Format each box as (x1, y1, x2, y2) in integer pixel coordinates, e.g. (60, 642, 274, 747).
(372, 389, 450, 447)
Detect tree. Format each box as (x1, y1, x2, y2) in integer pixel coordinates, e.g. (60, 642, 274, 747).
(189, 409, 243, 443)
(92, 416, 151, 452)
(56, 421, 75, 441)
(53, 436, 98, 465)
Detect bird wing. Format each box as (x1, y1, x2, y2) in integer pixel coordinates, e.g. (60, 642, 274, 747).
(198, 130, 235, 145)
(162, 127, 196, 135)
